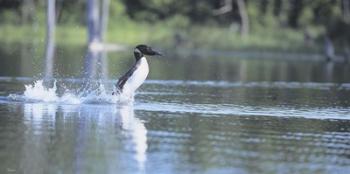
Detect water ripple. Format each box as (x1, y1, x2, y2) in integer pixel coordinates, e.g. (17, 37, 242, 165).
(0, 76, 350, 90)
(135, 102, 350, 120)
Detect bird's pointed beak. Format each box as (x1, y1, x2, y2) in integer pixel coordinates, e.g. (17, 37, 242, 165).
(142, 46, 163, 56)
(154, 50, 163, 56)
(149, 48, 162, 56)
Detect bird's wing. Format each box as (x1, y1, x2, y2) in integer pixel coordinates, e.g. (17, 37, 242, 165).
(115, 62, 140, 93)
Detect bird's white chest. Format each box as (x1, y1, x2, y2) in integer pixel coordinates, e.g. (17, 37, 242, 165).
(125, 57, 149, 92)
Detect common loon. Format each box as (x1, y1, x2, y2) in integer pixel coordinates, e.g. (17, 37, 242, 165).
(114, 44, 162, 96)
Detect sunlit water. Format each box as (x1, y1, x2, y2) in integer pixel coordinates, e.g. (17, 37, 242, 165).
(1, 42, 350, 174)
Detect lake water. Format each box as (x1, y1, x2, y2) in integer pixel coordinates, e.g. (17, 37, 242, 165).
(0, 42, 350, 174)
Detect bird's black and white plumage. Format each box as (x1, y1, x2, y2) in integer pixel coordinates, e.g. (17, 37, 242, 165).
(114, 45, 162, 96)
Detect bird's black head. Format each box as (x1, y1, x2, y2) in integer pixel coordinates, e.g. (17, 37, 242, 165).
(134, 44, 162, 60)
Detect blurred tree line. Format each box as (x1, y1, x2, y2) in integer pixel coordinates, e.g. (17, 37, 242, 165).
(1, 0, 348, 29)
(0, 0, 349, 57)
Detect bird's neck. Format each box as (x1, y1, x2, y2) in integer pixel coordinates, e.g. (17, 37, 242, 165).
(134, 51, 143, 61)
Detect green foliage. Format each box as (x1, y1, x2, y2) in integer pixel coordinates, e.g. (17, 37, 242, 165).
(109, 0, 127, 17)
(164, 15, 190, 29)
(0, 0, 349, 53)
(0, 22, 320, 54)
(0, 10, 20, 24)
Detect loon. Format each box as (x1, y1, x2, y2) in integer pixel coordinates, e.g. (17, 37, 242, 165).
(114, 44, 162, 96)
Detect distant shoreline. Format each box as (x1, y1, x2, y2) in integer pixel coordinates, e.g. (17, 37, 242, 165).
(1, 23, 324, 59)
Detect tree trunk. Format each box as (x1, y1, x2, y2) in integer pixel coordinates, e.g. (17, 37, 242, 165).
(21, 0, 35, 24)
(87, 0, 101, 44)
(213, 0, 232, 15)
(99, 0, 110, 80)
(100, 0, 110, 42)
(85, 0, 100, 78)
(342, 0, 350, 20)
(44, 0, 56, 80)
(273, 0, 282, 17)
(236, 0, 249, 37)
(260, 0, 269, 15)
(288, 0, 303, 28)
(85, 0, 111, 79)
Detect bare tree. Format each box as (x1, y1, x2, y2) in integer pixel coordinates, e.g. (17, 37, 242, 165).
(21, 0, 35, 24)
(100, 0, 110, 42)
(87, 0, 101, 44)
(85, 0, 110, 79)
(213, 0, 249, 37)
(342, 0, 350, 20)
(213, 0, 233, 15)
(99, 0, 110, 80)
(236, 0, 249, 36)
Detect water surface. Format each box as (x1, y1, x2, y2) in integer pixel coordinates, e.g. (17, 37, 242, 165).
(0, 42, 350, 174)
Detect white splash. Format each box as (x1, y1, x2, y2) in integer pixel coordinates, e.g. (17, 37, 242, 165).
(9, 80, 133, 105)
(24, 80, 58, 102)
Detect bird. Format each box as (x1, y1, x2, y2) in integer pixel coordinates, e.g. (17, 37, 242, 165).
(113, 44, 162, 96)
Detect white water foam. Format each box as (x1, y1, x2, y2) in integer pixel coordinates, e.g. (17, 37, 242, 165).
(8, 80, 132, 104)
(24, 80, 59, 102)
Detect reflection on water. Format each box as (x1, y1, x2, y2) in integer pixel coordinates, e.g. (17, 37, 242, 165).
(146, 113, 350, 173)
(84, 49, 109, 79)
(1, 42, 350, 83)
(21, 103, 57, 173)
(1, 41, 350, 173)
(0, 79, 349, 173)
(118, 104, 147, 172)
(6, 103, 147, 174)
